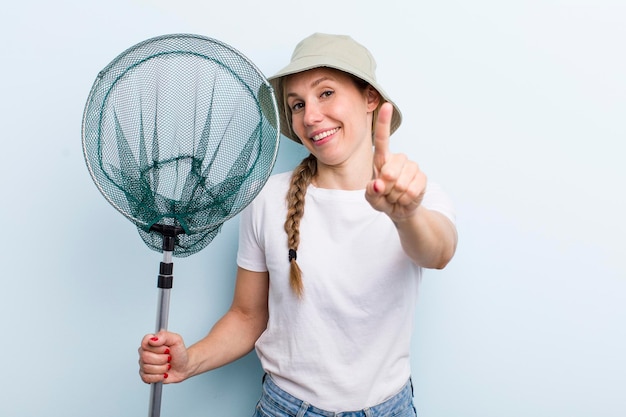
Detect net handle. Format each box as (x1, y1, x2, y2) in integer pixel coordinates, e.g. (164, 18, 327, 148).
(148, 225, 184, 417)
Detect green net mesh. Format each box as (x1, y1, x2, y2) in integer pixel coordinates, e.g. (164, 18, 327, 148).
(82, 34, 279, 256)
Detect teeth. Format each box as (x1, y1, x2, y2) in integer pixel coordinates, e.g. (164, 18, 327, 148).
(311, 128, 339, 141)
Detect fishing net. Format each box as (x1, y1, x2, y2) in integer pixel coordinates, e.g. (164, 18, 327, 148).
(81, 34, 280, 417)
(82, 33, 279, 256)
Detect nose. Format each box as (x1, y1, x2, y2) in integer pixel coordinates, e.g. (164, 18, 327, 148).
(303, 102, 323, 126)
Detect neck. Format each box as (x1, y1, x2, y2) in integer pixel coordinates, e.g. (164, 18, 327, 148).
(313, 156, 373, 190)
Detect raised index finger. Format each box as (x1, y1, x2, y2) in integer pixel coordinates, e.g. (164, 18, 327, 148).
(373, 102, 394, 174)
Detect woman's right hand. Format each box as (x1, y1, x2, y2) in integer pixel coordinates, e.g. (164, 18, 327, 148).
(137, 268, 270, 384)
(138, 331, 189, 384)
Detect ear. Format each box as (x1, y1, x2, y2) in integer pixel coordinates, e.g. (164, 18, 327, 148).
(365, 86, 381, 112)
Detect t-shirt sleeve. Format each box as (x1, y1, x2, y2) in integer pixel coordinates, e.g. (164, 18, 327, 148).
(421, 182, 456, 224)
(236, 200, 268, 272)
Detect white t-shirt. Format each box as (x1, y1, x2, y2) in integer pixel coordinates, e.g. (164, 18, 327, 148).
(237, 171, 455, 411)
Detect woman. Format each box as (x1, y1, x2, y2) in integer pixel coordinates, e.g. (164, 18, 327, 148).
(139, 33, 458, 416)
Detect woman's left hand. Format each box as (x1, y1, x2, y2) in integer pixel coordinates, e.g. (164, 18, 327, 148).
(365, 103, 427, 222)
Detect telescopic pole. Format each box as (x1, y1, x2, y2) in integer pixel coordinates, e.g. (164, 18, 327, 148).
(148, 225, 183, 417)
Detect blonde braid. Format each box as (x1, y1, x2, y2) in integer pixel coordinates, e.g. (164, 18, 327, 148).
(284, 154, 318, 298)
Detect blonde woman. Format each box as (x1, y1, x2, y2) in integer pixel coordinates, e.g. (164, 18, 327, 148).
(139, 33, 458, 417)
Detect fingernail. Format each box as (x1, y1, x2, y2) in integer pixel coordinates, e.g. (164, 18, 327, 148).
(167, 364, 172, 371)
(164, 373, 169, 379)
(373, 182, 380, 193)
(168, 356, 172, 363)
(164, 348, 170, 354)
(150, 337, 158, 342)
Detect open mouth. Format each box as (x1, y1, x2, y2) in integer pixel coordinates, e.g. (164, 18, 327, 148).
(311, 128, 339, 142)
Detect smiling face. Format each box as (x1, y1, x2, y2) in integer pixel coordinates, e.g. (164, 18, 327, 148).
(283, 68, 381, 183)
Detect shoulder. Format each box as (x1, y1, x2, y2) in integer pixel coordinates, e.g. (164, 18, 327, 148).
(263, 171, 293, 192)
(243, 171, 292, 215)
(252, 171, 292, 202)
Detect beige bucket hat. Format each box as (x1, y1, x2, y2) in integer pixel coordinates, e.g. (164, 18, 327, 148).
(268, 33, 402, 143)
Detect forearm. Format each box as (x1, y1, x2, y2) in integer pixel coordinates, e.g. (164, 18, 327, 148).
(185, 307, 267, 378)
(394, 206, 457, 269)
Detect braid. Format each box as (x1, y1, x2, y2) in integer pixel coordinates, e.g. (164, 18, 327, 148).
(284, 154, 318, 298)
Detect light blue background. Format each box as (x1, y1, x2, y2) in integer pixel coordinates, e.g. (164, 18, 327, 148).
(1, 1, 624, 416)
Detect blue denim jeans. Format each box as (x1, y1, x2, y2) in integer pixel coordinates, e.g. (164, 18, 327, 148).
(252, 374, 417, 417)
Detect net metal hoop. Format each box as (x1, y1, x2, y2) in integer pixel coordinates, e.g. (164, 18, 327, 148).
(81, 34, 280, 240)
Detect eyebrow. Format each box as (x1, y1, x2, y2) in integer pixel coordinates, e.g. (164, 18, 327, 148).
(285, 76, 335, 99)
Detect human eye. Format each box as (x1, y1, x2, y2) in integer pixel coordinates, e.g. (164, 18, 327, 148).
(291, 101, 304, 112)
(320, 90, 334, 99)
